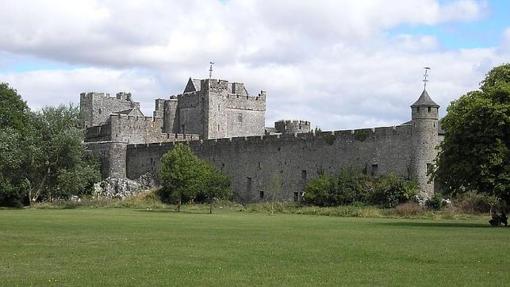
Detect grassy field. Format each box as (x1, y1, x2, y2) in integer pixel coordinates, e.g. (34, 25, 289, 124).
(0, 208, 508, 286)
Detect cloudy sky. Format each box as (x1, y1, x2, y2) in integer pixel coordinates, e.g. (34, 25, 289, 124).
(1, 0, 509, 130)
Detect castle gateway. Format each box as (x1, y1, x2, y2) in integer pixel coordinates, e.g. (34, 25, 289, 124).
(82, 78, 442, 202)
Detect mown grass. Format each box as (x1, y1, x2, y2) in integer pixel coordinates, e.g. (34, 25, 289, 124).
(0, 208, 508, 286)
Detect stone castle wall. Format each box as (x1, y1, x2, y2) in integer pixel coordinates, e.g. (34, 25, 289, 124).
(80, 92, 140, 128)
(86, 114, 199, 145)
(81, 78, 440, 201)
(125, 125, 415, 202)
(275, 120, 311, 134)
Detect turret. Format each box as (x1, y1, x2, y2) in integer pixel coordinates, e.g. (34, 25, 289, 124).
(275, 120, 311, 134)
(410, 89, 439, 199)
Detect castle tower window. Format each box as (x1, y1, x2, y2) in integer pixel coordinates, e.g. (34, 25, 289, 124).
(371, 164, 378, 176)
(428, 107, 431, 113)
(301, 170, 307, 180)
(258, 162, 262, 169)
(293, 192, 299, 202)
(416, 107, 420, 112)
(237, 113, 243, 122)
(98, 108, 102, 114)
(259, 190, 264, 199)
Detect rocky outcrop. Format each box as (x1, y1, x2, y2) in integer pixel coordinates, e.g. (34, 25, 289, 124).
(93, 173, 155, 199)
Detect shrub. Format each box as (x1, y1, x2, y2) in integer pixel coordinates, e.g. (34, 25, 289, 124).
(370, 174, 418, 208)
(394, 202, 424, 216)
(333, 168, 371, 205)
(303, 174, 335, 206)
(303, 169, 417, 208)
(425, 193, 445, 210)
(454, 192, 498, 213)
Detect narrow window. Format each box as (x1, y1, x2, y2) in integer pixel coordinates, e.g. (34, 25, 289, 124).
(181, 124, 185, 134)
(301, 170, 307, 180)
(416, 107, 420, 112)
(428, 107, 431, 113)
(258, 162, 262, 169)
(218, 104, 220, 111)
(294, 192, 299, 202)
(98, 108, 102, 114)
(217, 124, 220, 132)
(237, 113, 243, 122)
(259, 191, 264, 199)
(371, 164, 378, 176)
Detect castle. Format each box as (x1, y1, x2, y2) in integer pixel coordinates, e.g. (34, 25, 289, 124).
(82, 78, 441, 202)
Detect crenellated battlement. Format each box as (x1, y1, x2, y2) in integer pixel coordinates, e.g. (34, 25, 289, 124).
(126, 124, 413, 151)
(275, 119, 311, 134)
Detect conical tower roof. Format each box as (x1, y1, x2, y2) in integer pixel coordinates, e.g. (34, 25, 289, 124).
(411, 89, 439, 108)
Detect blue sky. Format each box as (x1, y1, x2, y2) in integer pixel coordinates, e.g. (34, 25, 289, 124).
(0, 0, 509, 130)
(389, 0, 509, 49)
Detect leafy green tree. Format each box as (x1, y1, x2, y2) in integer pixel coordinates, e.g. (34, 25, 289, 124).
(433, 64, 510, 206)
(0, 83, 32, 206)
(0, 83, 30, 132)
(200, 164, 231, 214)
(160, 143, 231, 212)
(26, 105, 100, 202)
(160, 144, 203, 211)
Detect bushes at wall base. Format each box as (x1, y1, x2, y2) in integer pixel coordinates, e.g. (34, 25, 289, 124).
(425, 193, 445, 210)
(370, 174, 418, 208)
(303, 169, 418, 208)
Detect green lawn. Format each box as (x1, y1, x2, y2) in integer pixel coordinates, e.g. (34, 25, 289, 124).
(0, 208, 508, 286)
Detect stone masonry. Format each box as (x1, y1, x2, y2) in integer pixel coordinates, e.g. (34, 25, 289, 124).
(82, 77, 441, 202)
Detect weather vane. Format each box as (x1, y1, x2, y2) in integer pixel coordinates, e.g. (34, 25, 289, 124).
(209, 61, 215, 79)
(423, 67, 431, 90)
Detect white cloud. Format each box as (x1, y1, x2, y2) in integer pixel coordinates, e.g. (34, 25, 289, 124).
(0, 0, 506, 130)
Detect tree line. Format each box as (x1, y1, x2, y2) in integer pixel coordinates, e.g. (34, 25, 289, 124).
(0, 83, 100, 207)
(1, 63, 509, 213)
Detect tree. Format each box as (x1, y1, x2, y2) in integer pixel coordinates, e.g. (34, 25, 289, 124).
(160, 144, 201, 211)
(200, 163, 231, 214)
(433, 64, 510, 206)
(0, 83, 32, 206)
(0, 87, 100, 207)
(0, 83, 30, 132)
(160, 143, 231, 213)
(26, 105, 100, 202)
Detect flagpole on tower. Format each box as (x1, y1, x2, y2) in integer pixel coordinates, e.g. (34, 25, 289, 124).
(423, 67, 431, 90)
(209, 62, 215, 79)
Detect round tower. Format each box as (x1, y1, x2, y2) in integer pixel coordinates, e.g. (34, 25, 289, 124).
(410, 89, 439, 199)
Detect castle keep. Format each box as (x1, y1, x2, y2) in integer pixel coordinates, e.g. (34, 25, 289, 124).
(82, 78, 441, 202)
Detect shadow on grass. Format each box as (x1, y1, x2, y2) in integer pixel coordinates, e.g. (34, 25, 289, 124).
(132, 208, 215, 215)
(377, 221, 493, 229)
